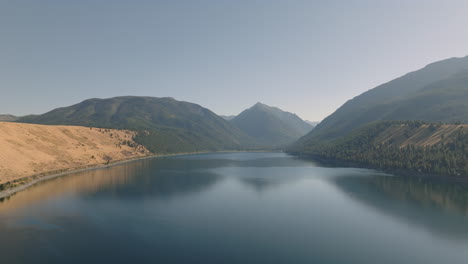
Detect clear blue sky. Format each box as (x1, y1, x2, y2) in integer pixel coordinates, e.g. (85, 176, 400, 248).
(1, 0, 468, 121)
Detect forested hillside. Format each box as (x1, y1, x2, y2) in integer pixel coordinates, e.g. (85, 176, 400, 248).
(18, 96, 254, 153)
(301, 56, 468, 141)
(290, 121, 468, 177)
(290, 56, 468, 177)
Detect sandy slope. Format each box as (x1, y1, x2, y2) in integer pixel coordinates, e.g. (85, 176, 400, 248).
(0, 122, 150, 184)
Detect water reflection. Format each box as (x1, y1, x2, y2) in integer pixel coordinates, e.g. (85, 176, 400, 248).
(0, 153, 308, 210)
(332, 174, 468, 239)
(1, 153, 468, 264)
(0, 161, 147, 213)
(167, 152, 319, 170)
(235, 167, 307, 192)
(0, 158, 223, 211)
(84, 170, 220, 200)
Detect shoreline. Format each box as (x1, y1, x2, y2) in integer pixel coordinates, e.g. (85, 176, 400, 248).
(4, 150, 465, 201)
(291, 153, 468, 185)
(0, 150, 271, 200)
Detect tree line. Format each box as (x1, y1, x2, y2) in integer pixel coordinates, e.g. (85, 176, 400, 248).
(289, 120, 468, 177)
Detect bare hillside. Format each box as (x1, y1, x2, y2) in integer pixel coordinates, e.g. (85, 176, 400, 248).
(0, 122, 150, 184)
(374, 124, 468, 148)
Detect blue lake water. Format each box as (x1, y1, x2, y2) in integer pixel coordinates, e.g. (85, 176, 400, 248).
(1, 152, 468, 263)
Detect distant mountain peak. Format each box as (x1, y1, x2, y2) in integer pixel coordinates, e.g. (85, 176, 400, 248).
(231, 103, 313, 148)
(251, 102, 286, 113)
(252, 102, 269, 109)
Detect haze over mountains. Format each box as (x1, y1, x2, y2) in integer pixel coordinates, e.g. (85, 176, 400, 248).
(290, 55, 468, 177)
(230, 103, 313, 148)
(220, 115, 235, 121)
(1, 55, 468, 178)
(0, 115, 18, 122)
(13, 97, 312, 152)
(301, 55, 468, 142)
(305, 121, 319, 127)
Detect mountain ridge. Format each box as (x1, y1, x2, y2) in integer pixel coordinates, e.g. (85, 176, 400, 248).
(290, 55, 468, 177)
(231, 102, 313, 148)
(298, 55, 468, 143)
(17, 96, 255, 153)
(0, 115, 18, 122)
(289, 120, 468, 177)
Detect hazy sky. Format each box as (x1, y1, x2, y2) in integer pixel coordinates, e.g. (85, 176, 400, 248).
(1, 0, 468, 121)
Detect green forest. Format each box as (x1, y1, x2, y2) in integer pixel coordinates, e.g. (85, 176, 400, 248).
(289, 121, 468, 177)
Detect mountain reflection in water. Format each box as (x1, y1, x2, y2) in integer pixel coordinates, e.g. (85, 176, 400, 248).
(1, 152, 468, 264)
(333, 174, 468, 239)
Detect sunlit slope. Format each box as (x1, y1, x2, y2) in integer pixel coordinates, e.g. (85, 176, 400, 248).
(18, 96, 253, 153)
(0, 122, 149, 184)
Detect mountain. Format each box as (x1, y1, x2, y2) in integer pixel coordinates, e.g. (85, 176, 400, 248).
(290, 55, 468, 177)
(18, 96, 253, 153)
(220, 115, 235, 121)
(0, 115, 18, 122)
(290, 121, 468, 177)
(230, 103, 313, 148)
(302, 56, 468, 142)
(305, 120, 319, 127)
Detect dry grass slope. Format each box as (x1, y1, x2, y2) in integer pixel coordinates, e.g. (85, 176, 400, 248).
(374, 124, 468, 148)
(0, 122, 150, 184)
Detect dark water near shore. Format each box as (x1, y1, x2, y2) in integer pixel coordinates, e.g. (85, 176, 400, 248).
(1, 152, 468, 264)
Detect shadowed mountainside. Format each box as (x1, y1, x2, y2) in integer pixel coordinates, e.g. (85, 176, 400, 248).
(290, 56, 468, 177)
(231, 102, 313, 148)
(301, 56, 468, 142)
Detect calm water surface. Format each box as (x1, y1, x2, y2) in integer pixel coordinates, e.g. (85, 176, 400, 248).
(1, 152, 468, 263)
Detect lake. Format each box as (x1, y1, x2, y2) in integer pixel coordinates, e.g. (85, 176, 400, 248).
(1, 152, 468, 264)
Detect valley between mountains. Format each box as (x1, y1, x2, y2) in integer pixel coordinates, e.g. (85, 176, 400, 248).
(1, 55, 468, 191)
(0, 99, 314, 188)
